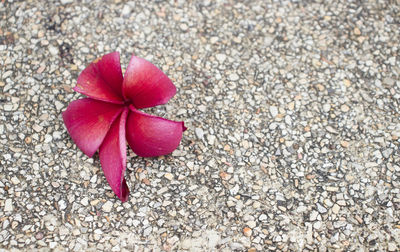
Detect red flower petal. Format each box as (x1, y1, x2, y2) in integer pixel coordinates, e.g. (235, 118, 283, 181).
(122, 55, 176, 109)
(126, 106, 186, 157)
(62, 98, 124, 157)
(74, 52, 124, 104)
(99, 108, 129, 202)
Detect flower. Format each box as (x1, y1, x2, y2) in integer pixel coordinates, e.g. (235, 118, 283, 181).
(62, 52, 186, 202)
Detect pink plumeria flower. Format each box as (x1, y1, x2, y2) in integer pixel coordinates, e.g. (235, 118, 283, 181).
(62, 52, 186, 202)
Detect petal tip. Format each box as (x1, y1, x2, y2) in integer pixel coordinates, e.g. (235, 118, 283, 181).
(73, 52, 124, 103)
(99, 109, 130, 202)
(62, 98, 124, 158)
(181, 121, 187, 132)
(126, 111, 186, 158)
(123, 56, 177, 108)
(118, 179, 130, 202)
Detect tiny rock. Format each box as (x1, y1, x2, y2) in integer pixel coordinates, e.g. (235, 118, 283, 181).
(341, 140, 349, 148)
(219, 171, 231, 180)
(164, 173, 174, 181)
(195, 128, 204, 139)
(4, 199, 13, 212)
(102, 201, 113, 212)
(229, 73, 239, 81)
(354, 27, 361, 35)
(269, 106, 278, 117)
(243, 227, 252, 237)
(341, 104, 350, 112)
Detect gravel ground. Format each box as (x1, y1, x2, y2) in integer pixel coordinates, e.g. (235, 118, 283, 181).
(1, 0, 400, 251)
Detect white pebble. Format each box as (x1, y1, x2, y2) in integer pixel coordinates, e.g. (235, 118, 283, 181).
(4, 199, 13, 212)
(269, 106, 278, 117)
(102, 201, 113, 212)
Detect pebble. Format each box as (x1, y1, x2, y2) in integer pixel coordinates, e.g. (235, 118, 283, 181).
(326, 126, 338, 134)
(10, 177, 20, 185)
(317, 203, 327, 214)
(388, 243, 397, 251)
(323, 103, 331, 112)
(3, 104, 14, 111)
(102, 201, 113, 212)
(259, 214, 268, 221)
(382, 149, 393, 158)
(59, 226, 69, 236)
(60, 0, 73, 4)
(313, 221, 322, 230)
(332, 204, 340, 214)
(216, 54, 226, 62)
(247, 220, 256, 229)
(229, 73, 239, 81)
(48, 45, 58, 56)
(24, 136, 32, 144)
(80, 197, 89, 206)
(243, 227, 252, 237)
(180, 23, 188, 31)
(269, 106, 278, 117)
(4, 199, 13, 212)
(383, 77, 395, 86)
(2, 70, 12, 79)
(35, 232, 44, 240)
(143, 227, 152, 236)
(164, 173, 173, 181)
(310, 211, 319, 221)
(121, 5, 131, 17)
(58, 200, 67, 210)
(207, 134, 216, 145)
(55, 101, 64, 110)
(341, 104, 350, 112)
(341, 140, 349, 148)
(195, 128, 204, 139)
(32, 124, 43, 133)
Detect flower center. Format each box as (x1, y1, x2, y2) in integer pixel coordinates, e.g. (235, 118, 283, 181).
(123, 100, 132, 107)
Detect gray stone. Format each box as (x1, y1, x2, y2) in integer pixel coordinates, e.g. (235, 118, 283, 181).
(195, 128, 204, 139)
(102, 201, 113, 212)
(4, 199, 13, 212)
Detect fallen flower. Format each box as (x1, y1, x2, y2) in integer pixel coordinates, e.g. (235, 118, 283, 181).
(63, 52, 186, 202)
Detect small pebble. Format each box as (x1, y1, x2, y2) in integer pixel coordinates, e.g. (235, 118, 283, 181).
(4, 199, 13, 212)
(243, 227, 252, 237)
(102, 201, 113, 212)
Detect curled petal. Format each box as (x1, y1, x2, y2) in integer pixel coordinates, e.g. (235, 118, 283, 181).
(122, 55, 176, 109)
(62, 98, 124, 157)
(74, 52, 124, 104)
(99, 108, 129, 202)
(126, 106, 186, 157)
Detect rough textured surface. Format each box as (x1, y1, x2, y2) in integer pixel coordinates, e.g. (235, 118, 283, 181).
(1, 0, 399, 251)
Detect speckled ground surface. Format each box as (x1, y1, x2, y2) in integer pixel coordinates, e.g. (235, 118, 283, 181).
(1, 0, 400, 251)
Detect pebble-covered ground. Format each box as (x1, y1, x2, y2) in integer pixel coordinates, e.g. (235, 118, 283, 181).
(1, 0, 400, 251)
